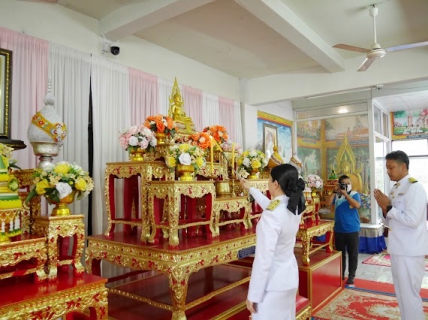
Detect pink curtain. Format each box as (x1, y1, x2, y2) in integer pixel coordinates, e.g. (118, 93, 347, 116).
(219, 96, 236, 142)
(129, 68, 158, 124)
(0, 27, 49, 169)
(182, 85, 203, 131)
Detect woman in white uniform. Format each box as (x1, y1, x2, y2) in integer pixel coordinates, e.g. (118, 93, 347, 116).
(240, 163, 306, 320)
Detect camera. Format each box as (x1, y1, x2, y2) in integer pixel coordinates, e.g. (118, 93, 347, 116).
(110, 46, 120, 55)
(339, 183, 347, 190)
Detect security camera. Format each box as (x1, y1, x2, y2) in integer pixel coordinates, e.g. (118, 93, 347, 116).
(110, 46, 120, 55)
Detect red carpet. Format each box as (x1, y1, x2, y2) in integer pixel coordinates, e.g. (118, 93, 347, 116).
(349, 278, 428, 299)
(312, 283, 428, 320)
(362, 252, 428, 271)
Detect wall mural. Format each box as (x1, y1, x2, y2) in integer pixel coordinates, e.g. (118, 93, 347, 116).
(256, 111, 293, 163)
(392, 108, 428, 140)
(298, 147, 321, 177)
(297, 114, 371, 222)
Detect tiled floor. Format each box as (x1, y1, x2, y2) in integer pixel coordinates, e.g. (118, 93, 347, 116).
(352, 252, 428, 289)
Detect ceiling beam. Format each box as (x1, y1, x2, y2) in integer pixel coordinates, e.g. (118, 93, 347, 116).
(235, 0, 345, 73)
(99, 0, 214, 41)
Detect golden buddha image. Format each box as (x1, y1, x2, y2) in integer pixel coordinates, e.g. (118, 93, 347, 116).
(168, 78, 196, 134)
(334, 135, 363, 193)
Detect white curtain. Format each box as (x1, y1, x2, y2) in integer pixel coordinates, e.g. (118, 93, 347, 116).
(129, 68, 159, 123)
(0, 27, 49, 169)
(201, 92, 220, 128)
(158, 77, 174, 116)
(91, 56, 130, 235)
(218, 96, 243, 145)
(48, 43, 91, 224)
(183, 85, 203, 132)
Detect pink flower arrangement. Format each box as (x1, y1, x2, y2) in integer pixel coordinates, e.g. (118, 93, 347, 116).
(119, 124, 157, 151)
(306, 174, 323, 189)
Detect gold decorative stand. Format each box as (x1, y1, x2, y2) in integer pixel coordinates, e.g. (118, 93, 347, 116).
(0, 235, 47, 282)
(104, 161, 174, 241)
(86, 231, 256, 320)
(296, 220, 334, 265)
(0, 271, 108, 319)
(147, 180, 216, 246)
(33, 215, 85, 280)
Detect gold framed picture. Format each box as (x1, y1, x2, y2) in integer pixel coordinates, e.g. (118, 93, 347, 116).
(263, 123, 278, 158)
(0, 48, 12, 138)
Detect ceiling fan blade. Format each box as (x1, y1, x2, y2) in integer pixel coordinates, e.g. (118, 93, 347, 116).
(386, 41, 428, 52)
(357, 57, 375, 72)
(333, 44, 370, 53)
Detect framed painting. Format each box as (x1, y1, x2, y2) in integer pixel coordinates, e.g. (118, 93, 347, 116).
(263, 123, 278, 158)
(257, 111, 293, 162)
(0, 48, 12, 138)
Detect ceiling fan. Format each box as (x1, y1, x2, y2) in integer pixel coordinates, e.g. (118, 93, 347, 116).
(333, 5, 428, 71)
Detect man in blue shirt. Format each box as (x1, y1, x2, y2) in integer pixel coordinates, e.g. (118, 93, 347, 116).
(326, 174, 361, 285)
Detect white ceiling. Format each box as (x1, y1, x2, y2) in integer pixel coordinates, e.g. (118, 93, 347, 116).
(30, 0, 428, 110)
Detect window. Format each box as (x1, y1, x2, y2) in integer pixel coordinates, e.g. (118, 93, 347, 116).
(392, 139, 428, 196)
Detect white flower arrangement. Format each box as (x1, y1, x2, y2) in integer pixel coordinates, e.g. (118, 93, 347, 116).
(165, 143, 207, 173)
(237, 149, 268, 176)
(306, 174, 323, 189)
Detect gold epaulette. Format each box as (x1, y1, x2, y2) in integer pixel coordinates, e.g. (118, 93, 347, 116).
(267, 199, 280, 211)
(409, 177, 418, 183)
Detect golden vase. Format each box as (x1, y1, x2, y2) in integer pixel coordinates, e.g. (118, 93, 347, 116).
(156, 132, 167, 145)
(176, 164, 195, 181)
(49, 191, 76, 216)
(311, 188, 318, 198)
(128, 147, 145, 161)
(248, 168, 259, 180)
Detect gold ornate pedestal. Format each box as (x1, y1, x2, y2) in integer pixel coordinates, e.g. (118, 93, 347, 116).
(0, 235, 47, 282)
(33, 215, 85, 280)
(104, 161, 174, 241)
(213, 196, 251, 235)
(296, 220, 334, 265)
(147, 180, 216, 246)
(86, 231, 256, 320)
(0, 272, 108, 319)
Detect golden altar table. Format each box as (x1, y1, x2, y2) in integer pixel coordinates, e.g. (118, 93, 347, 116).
(85, 230, 256, 320)
(147, 180, 216, 246)
(0, 271, 108, 319)
(296, 220, 334, 265)
(0, 235, 47, 282)
(104, 161, 174, 241)
(213, 196, 251, 234)
(33, 215, 85, 280)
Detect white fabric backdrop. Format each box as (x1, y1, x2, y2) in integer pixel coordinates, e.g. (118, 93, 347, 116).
(49, 43, 91, 223)
(91, 56, 130, 235)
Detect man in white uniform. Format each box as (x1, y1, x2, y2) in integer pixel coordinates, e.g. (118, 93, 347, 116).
(374, 150, 428, 320)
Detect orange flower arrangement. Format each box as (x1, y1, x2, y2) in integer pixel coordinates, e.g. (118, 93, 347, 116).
(188, 132, 211, 150)
(203, 125, 228, 143)
(144, 114, 177, 137)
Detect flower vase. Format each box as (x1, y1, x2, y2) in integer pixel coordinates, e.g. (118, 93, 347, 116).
(311, 188, 318, 199)
(176, 164, 195, 181)
(128, 147, 145, 161)
(156, 132, 167, 145)
(248, 168, 259, 180)
(49, 191, 76, 216)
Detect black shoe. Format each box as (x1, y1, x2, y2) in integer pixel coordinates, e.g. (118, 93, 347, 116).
(346, 277, 354, 285)
(342, 274, 345, 280)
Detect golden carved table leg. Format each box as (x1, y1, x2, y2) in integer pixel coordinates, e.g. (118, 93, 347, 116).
(300, 233, 310, 265)
(168, 269, 189, 320)
(169, 189, 180, 247)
